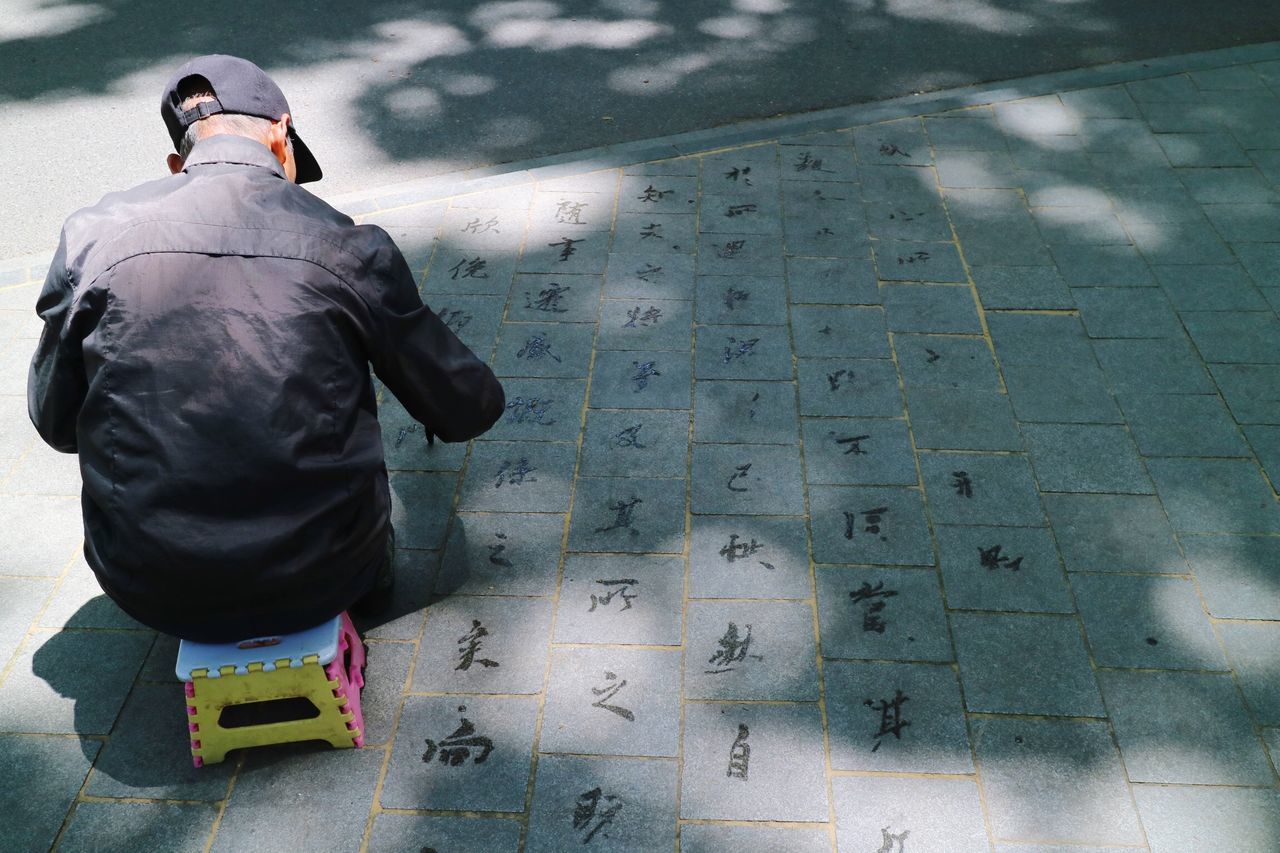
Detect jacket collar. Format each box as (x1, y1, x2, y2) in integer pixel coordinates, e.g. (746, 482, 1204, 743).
(183, 134, 287, 180)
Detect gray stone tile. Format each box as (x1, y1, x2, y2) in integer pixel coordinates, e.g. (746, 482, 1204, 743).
(596, 298, 692, 352)
(540, 647, 680, 757)
(695, 325, 794, 380)
(368, 815, 521, 853)
(61, 803, 216, 852)
(816, 566, 952, 662)
(1157, 131, 1252, 167)
(937, 525, 1073, 613)
(809, 486, 935, 567)
(0, 629, 152, 734)
(680, 825, 831, 853)
(425, 248, 519, 296)
(936, 149, 1020, 188)
(581, 408, 689, 478)
(701, 193, 782, 235)
(604, 252, 694, 300)
(531, 191, 615, 232)
(1073, 286, 1184, 338)
(782, 129, 853, 147)
(780, 147, 858, 182)
(1093, 337, 1216, 394)
(1042, 494, 1186, 573)
(1074, 573, 1225, 669)
(357, 641, 413, 747)
(693, 380, 799, 445)
(1132, 217, 1237, 265)
(380, 695, 537, 811)
(492, 322, 595, 378)
(421, 294, 505, 354)
(505, 273, 602, 324)
(882, 284, 982, 334)
(1148, 458, 1280, 533)
(825, 660, 972, 773)
(1218, 621, 1280, 725)
(987, 312, 1094, 365)
(620, 175, 698, 213)
(1118, 392, 1250, 457)
(483, 377, 586, 443)
(1183, 534, 1280, 619)
(1232, 242, 1280, 284)
(920, 451, 1045, 526)
(412, 596, 552, 694)
(440, 207, 528, 250)
(520, 228, 610, 274)
(1099, 670, 1272, 784)
(1133, 785, 1280, 853)
(697, 232, 784, 277)
(695, 275, 787, 325)
(691, 444, 805, 515)
(567, 478, 686, 555)
(1022, 423, 1153, 494)
(437, 513, 563, 597)
(894, 333, 1001, 391)
(859, 164, 943, 203)
(689, 515, 812, 599)
(796, 358, 903, 418)
(952, 612, 1104, 716)
(526, 755, 677, 852)
(0, 577, 53, 663)
(874, 240, 967, 282)
(87, 682, 234, 799)
(1051, 243, 1155, 286)
(906, 387, 1024, 451)
(950, 217, 1053, 268)
(1060, 85, 1141, 118)
(611, 212, 696, 254)
(1002, 362, 1122, 424)
(1034, 208, 1130, 245)
(853, 118, 929, 164)
(0, 734, 97, 853)
(995, 95, 1081, 133)
(1211, 364, 1280, 423)
(1245, 424, 1280, 487)
(864, 199, 953, 242)
(974, 717, 1144, 846)
(380, 397, 468, 472)
(685, 600, 817, 701)
(0, 495, 83, 576)
(926, 110, 1007, 150)
(4, 439, 82, 496)
(1183, 311, 1280, 363)
(791, 306, 890, 358)
(554, 555, 684, 645)
(1179, 166, 1278, 203)
(786, 257, 880, 305)
(360, 548, 438, 640)
(456, 441, 575, 513)
(590, 350, 692, 410)
(702, 148, 780, 192)
(680, 702, 828, 821)
(781, 179, 865, 217)
(802, 417, 917, 486)
(831, 776, 988, 853)
(1126, 74, 1204, 102)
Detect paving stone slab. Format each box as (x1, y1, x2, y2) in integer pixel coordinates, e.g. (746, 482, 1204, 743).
(424, 248, 519, 296)
(786, 256, 880, 305)
(694, 325, 794, 380)
(882, 283, 982, 334)
(971, 265, 1076, 310)
(1210, 363, 1280, 423)
(893, 334, 1001, 391)
(692, 380, 799, 445)
(809, 485, 934, 567)
(680, 701, 828, 821)
(1051, 243, 1155, 287)
(853, 118, 930, 165)
(1147, 457, 1280, 533)
(421, 294, 505, 355)
(864, 199, 953, 242)
(567, 478, 686, 554)
(531, 191, 615, 232)
(620, 175, 698, 213)
(0, 734, 98, 853)
(580, 408, 690, 479)
(1099, 670, 1272, 785)
(802, 417, 917, 486)
(1153, 263, 1269, 311)
(505, 273, 603, 324)
(604, 252, 695, 300)
(825, 660, 972, 774)
(1072, 286, 1184, 339)
(379, 398, 468, 472)
(1202, 202, 1280, 242)
(700, 193, 782, 236)
(691, 443, 805, 516)
(1001, 361, 1122, 424)
(906, 386, 1024, 451)
(1182, 310, 1280, 364)
(590, 349, 693, 410)
(1182, 534, 1280, 619)
(920, 451, 1045, 526)
(684, 600, 818, 701)
(596, 299, 692, 354)
(1134, 785, 1280, 853)
(540, 647, 681, 757)
(1, 577, 54, 661)
(1217, 621, 1280, 725)
(831, 776, 988, 853)
(412, 596, 552, 694)
(695, 275, 787, 326)
(358, 641, 414, 746)
(1245, 424, 1280, 485)
(526, 755, 678, 852)
(367, 814, 521, 853)
(5, 439, 83, 495)
(612, 212, 697, 254)
(491, 323, 595, 378)
(679, 825, 831, 853)
(858, 163, 943, 203)
(973, 717, 1144, 846)
(437, 513, 564, 597)
(785, 205, 874, 259)
(1022, 423, 1153, 494)
(952, 612, 1104, 716)
(60, 802, 217, 853)
(554, 555, 684, 645)
(688, 515, 812, 599)
(482, 377, 586, 443)
(1073, 573, 1225, 670)
(0, 495, 83, 576)
(936, 149, 1021, 188)
(1034, 207, 1130, 245)
(779, 146, 858, 183)
(456, 441, 575, 513)
(520, 228, 611, 274)
(874, 240, 967, 282)
(1118, 392, 1249, 457)
(986, 312, 1095, 365)
(791, 305, 891, 359)
(1232, 242, 1280, 284)
(381, 695, 537, 811)
(795, 358, 903, 418)
(936, 524, 1073, 613)
(815, 566, 952, 662)
(440, 207, 529, 251)
(696, 232, 785, 277)
(359, 548, 439, 640)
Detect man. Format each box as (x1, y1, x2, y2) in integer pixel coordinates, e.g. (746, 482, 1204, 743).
(28, 55, 504, 642)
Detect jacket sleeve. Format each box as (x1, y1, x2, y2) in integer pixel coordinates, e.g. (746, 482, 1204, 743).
(355, 226, 505, 442)
(27, 232, 85, 453)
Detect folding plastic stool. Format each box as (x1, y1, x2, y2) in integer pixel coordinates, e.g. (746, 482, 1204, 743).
(175, 611, 365, 767)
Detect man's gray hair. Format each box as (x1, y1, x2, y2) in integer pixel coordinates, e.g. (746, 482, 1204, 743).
(176, 88, 292, 160)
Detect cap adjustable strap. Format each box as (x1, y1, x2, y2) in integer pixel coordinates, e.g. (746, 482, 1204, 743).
(179, 97, 225, 126)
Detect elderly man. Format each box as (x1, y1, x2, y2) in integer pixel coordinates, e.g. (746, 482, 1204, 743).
(28, 55, 503, 642)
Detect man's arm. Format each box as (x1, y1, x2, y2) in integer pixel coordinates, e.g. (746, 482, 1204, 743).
(28, 232, 86, 453)
(357, 226, 504, 442)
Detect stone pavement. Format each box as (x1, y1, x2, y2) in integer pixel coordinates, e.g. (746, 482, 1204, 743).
(3, 44, 1280, 852)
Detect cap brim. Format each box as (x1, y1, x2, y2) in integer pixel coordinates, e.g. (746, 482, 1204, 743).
(289, 128, 322, 183)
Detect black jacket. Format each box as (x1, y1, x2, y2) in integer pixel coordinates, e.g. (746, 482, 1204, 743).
(28, 135, 504, 642)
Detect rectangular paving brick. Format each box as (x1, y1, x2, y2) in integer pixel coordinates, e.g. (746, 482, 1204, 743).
(580, 408, 689, 479)
(894, 334, 1000, 392)
(865, 199, 953, 242)
(882, 283, 982, 334)
(809, 485, 935, 566)
(693, 380, 799, 445)
(1042, 493, 1186, 573)
(554, 555, 684, 645)
(791, 305, 890, 358)
(368, 815, 520, 853)
(936, 525, 1073, 613)
(505, 273, 602, 324)
(907, 385, 1024, 451)
(1134, 785, 1280, 853)
(796, 358, 903, 417)
(568, 477, 686, 554)
(596, 298, 692, 351)
(680, 825, 831, 853)
(874, 240, 967, 282)
(691, 443, 805, 515)
(1073, 573, 1226, 670)
(694, 275, 787, 326)
(62, 802, 217, 853)
(520, 228, 610, 274)
(1147, 457, 1280, 533)
(0, 495, 83, 576)
(620, 175, 698, 213)
(920, 450, 1045, 526)
(421, 294, 504, 353)
(696, 232, 784, 276)
(424, 248, 518, 296)
(1073, 286, 1184, 338)
(1117, 392, 1249, 457)
(436, 513, 564, 597)
(380, 403, 467, 473)
(483, 377, 586, 443)
(1181, 534, 1280, 619)
(456, 441, 575, 513)
(832, 776, 988, 853)
(531, 191, 614, 232)
(612, 212, 696, 253)
(859, 164, 943, 204)
(604, 252, 694, 300)
(786, 256, 880, 304)
(589, 349, 692, 410)
(1154, 263, 1268, 311)
(853, 118, 929, 163)
(700, 193, 782, 235)
(694, 326, 793, 380)
(684, 600, 818, 701)
(526, 755, 677, 852)
(1051, 243, 1155, 286)
(801, 417, 917, 486)
(1182, 310, 1280, 363)
(412, 596, 552, 694)
(0, 734, 98, 853)
(492, 323, 595, 377)
(1001, 362, 1122, 424)
(688, 515, 812, 599)
(987, 312, 1095, 365)
(1093, 337, 1216, 394)
(1021, 423, 1153, 494)
(815, 566, 952, 662)
(784, 206, 873, 258)
(780, 147, 858, 182)
(1217, 622, 1280, 725)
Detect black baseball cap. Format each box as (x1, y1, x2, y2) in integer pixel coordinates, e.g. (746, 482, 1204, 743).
(161, 54, 322, 183)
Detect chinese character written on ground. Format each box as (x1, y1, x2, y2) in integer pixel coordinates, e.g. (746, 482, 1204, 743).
(639, 222, 663, 240)
(637, 184, 674, 203)
(864, 689, 911, 752)
(525, 282, 571, 313)
(517, 334, 562, 363)
(631, 360, 661, 391)
(925, 348, 941, 363)
(706, 622, 763, 674)
(574, 787, 624, 843)
(548, 236, 584, 261)
(723, 286, 749, 310)
(720, 533, 776, 571)
(727, 723, 751, 779)
(844, 507, 889, 541)
(461, 216, 500, 234)
(437, 307, 472, 333)
(725, 203, 758, 218)
(951, 470, 973, 497)
(589, 578, 639, 613)
(811, 187, 846, 201)
(555, 199, 588, 224)
(394, 422, 419, 449)
(727, 462, 753, 492)
(832, 432, 871, 455)
(876, 827, 911, 853)
(978, 544, 1023, 571)
(589, 670, 635, 721)
(595, 497, 642, 536)
(888, 209, 924, 222)
(723, 336, 760, 364)
(456, 620, 500, 671)
(879, 142, 911, 158)
(827, 369, 850, 391)
(487, 532, 513, 568)
(897, 250, 930, 265)
(506, 396, 555, 425)
(634, 263, 663, 282)
(794, 151, 833, 172)
(747, 391, 760, 420)
(612, 424, 646, 448)
(623, 305, 663, 328)
(449, 257, 489, 280)
(849, 581, 899, 634)
(723, 166, 753, 185)
(422, 709, 494, 765)
(494, 458, 537, 488)
(716, 239, 746, 259)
